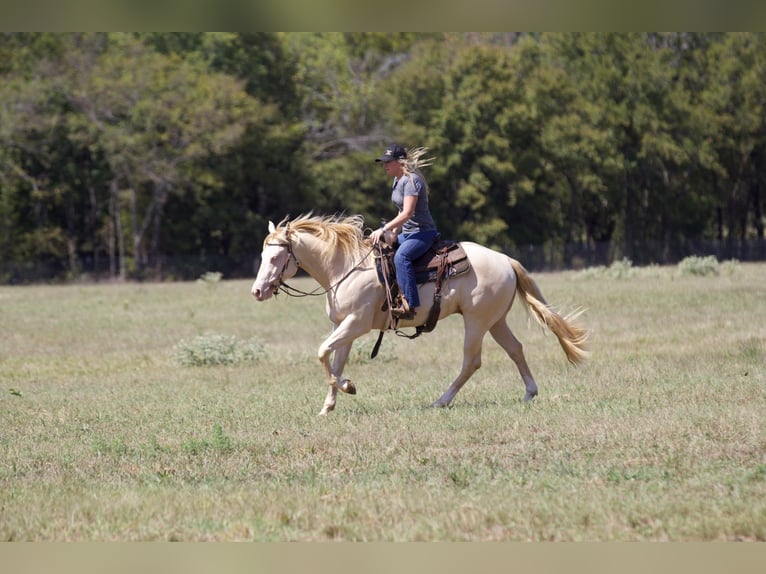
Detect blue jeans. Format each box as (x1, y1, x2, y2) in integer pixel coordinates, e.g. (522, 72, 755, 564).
(394, 230, 438, 308)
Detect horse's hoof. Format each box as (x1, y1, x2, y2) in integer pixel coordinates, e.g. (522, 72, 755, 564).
(430, 400, 449, 408)
(523, 391, 538, 402)
(318, 404, 335, 416)
(339, 379, 356, 395)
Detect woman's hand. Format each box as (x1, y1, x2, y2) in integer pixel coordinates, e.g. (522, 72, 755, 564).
(370, 227, 397, 245)
(370, 227, 386, 245)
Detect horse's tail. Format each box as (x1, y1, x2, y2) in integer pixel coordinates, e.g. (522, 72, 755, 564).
(509, 258, 590, 365)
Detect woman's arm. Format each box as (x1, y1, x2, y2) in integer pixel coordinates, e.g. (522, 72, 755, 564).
(371, 194, 417, 245)
(385, 194, 417, 231)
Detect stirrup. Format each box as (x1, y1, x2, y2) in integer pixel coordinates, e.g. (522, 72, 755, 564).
(391, 297, 415, 320)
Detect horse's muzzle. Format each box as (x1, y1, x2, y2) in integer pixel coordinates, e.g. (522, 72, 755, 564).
(251, 283, 274, 301)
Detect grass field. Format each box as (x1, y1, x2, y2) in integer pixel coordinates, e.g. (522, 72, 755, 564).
(1, 261, 765, 541)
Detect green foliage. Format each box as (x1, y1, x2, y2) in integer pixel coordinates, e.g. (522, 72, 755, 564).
(2, 33, 766, 283)
(574, 257, 743, 281)
(606, 257, 637, 279)
(196, 271, 223, 287)
(182, 424, 234, 455)
(720, 259, 740, 275)
(678, 255, 720, 276)
(576, 257, 637, 280)
(173, 333, 264, 366)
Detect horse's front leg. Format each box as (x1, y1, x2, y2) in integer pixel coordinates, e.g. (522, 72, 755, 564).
(317, 316, 370, 416)
(331, 343, 356, 395)
(321, 384, 338, 416)
(319, 341, 353, 415)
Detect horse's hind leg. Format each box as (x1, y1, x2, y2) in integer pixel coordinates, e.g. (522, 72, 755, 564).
(431, 322, 486, 408)
(489, 319, 538, 401)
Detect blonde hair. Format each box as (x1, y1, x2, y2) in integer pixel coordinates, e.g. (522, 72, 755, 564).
(400, 147, 435, 194)
(402, 147, 435, 175)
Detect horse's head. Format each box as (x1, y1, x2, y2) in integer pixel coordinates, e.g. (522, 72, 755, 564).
(251, 220, 299, 301)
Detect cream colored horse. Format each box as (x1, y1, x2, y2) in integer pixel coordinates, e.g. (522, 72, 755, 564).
(251, 214, 589, 416)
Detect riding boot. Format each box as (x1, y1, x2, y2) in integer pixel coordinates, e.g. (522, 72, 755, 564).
(391, 295, 416, 320)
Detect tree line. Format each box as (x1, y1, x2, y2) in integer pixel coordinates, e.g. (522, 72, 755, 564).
(1, 32, 764, 283)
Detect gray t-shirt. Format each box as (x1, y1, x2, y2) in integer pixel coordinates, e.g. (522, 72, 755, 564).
(390, 172, 437, 234)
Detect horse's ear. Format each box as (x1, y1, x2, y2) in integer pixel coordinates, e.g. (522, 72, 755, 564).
(268, 221, 276, 233)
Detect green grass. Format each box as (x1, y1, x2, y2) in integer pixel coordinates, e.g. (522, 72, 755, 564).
(1, 263, 765, 540)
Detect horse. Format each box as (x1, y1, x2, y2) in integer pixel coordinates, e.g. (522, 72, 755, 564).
(251, 214, 589, 416)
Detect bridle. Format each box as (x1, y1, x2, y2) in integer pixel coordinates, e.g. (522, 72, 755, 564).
(265, 228, 375, 298)
(264, 234, 314, 297)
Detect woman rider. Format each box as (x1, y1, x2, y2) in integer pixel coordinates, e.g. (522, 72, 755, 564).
(369, 144, 438, 319)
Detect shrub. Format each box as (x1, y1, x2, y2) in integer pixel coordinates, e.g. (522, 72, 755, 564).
(720, 259, 740, 275)
(678, 255, 719, 276)
(574, 265, 607, 280)
(575, 258, 636, 280)
(197, 271, 223, 288)
(606, 257, 636, 279)
(173, 333, 264, 366)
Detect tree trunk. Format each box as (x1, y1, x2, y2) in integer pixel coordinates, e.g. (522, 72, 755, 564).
(751, 152, 764, 239)
(108, 180, 116, 278)
(564, 173, 579, 267)
(149, 186, 169, 276)
(754, 182, 764, 239)
(88, 185, 101, 275)
(64, 191, 80, 277)
(623, 168, 634, 261)
(129, 187, 142, 274)
(109, 179, 127, 280)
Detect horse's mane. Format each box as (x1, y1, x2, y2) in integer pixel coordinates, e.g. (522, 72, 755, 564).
(270, 213, 370, 263)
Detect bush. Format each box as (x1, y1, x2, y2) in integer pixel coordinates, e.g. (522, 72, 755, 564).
(576, 258, 636, 280)
(678, 255, 719, 276)
(197, 271, 223, 288)
(606, 257, 636, 279)
(720, 259, 740, 275)
(575, 257, 739, 281)
(173, 333, 264, 366)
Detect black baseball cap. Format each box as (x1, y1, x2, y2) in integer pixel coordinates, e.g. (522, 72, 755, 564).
(375, 144, 407, 162)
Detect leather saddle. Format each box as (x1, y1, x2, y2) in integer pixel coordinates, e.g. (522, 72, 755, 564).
(375, 238, 469, 295)
(374, 237, 470, 338)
